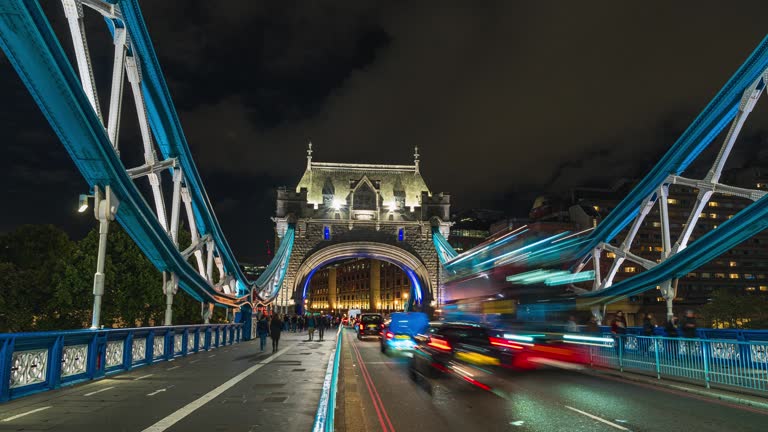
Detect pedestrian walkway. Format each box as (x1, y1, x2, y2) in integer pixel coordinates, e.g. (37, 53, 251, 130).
(0, 331, 339, 432)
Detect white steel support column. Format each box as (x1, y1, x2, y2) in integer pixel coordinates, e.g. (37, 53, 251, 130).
(125, 55, 169, 231)
(106, 26, 126, 151)
(90, 186, 119, 329)
(181, 186, 207, 276)
(61, 0, 103, 123)
(202, 302, 214, 324)
(163, 272, 178, 326)
(658, 184, 676, 319)
(206, 240, 215, 283)
(169, 169, 183, 245)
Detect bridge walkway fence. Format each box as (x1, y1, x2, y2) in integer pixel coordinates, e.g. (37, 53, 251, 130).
(586, 334, 768, 393)
(0, 323, 243, 402)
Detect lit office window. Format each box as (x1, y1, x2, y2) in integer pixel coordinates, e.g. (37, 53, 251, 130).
(708, 202, 719, 207)
(606, 252, 616, 259)
(729, 273, 740, 279)
(667, 198, 679, 205)
(729, 261, 738, 267)
(624, 266, 637, 273)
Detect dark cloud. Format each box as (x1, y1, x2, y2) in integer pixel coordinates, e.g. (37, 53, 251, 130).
(2, 0, 768, 263)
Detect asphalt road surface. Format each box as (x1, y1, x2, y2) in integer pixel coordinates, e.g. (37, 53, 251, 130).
(338, 328, 768, 432)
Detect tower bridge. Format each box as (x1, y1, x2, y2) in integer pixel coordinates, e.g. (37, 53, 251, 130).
(271, 144, 451, 314)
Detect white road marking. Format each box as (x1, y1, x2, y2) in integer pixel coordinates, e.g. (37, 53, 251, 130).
(189, 359, 201, 364)
(510, 420, 525, 426)
(134, 374, 154, 381)
(84, 386, 115, 397)
(208, 354, 216, 358)
(565, 406, 629, 431)
(147, 386, 174, 397)
(1, 406, 52, 422)
(141, 345, 292, 432)
(166, 366, 180, 371)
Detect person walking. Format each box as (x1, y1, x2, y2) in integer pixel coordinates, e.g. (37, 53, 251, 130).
(585, 316, 600, 334)
(611, 311, 627, 356)
(307, 313, 317, 341)
(269, 314, 283, 353)
(680, 310, 697, 339)
(318, 314, 327, 341)
(565, 315, 580, 333)
(256, 315, 269, 352)
(642, 312, 655, 354)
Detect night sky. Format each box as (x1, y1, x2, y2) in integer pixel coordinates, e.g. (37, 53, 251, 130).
(2, 1, 768, 264)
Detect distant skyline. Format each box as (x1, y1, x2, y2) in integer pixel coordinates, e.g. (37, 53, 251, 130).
(2, 1, 768, 263)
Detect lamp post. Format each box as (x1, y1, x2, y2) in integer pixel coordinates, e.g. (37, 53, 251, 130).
(403, 293, 408, 311)
(79, 185, 119, 329)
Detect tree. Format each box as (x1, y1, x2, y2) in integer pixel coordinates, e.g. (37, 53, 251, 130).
(0, 225, 74, 332)
(700, 289, 768, 329)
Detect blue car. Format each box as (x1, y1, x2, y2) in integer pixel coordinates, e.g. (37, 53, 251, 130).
(380, 312, 429, 354)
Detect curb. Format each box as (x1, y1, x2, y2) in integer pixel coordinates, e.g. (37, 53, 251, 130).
(583, 367, 768, 411)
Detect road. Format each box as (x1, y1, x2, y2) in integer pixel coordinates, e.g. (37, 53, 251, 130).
(338, 328, 768, 432)
(0, 332, 335, 432)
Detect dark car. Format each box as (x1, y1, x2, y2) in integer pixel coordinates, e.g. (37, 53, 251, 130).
(357, 313, 384, 340)
(409, 322, 518, 390)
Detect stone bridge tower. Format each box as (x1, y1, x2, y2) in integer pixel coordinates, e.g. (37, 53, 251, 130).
(272, 144, 451, 313)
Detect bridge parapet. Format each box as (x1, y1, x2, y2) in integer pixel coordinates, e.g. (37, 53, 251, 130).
(0, 323, 243, 403)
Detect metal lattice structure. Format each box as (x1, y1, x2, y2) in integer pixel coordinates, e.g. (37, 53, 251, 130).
(0, 0, 296, 313)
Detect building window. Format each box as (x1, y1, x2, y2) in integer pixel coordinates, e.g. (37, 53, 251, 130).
(667, 198, 679, 205)
(701, 273, 711, 279)
(760, 286, 768, 292)
(624, 266, 637, 273)
(652, 221, 661, 228)
(323, 225, 331, 240)
(746, 286, 756, 292)
(606, 252, 616, 259)
(397, 227, 405, 242)
(715, 273, 726, 279)
(729, 273, 740, 279)
(709, 213, 718, 219)
(708, 202, 719, 208)
(729, 261, 738, 267)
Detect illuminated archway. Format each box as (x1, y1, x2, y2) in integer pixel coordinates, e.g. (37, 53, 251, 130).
(293, 242, 432, 313)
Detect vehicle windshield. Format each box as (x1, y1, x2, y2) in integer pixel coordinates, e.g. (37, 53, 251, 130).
(361, 315, 382, 323)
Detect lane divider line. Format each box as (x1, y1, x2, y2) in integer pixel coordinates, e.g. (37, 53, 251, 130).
(140, 344, 294, 432)
(1, 406, 52, 422)
(84, 386, 115, 397)
(348, 333, 386, 431)
(134, 374, 153, 381)
(166, 366, 180, 371)
(564, 405, 629, 431)
(350, 332, 396, 432)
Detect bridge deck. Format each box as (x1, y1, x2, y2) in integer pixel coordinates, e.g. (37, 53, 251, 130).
(0, 332, 336, 432)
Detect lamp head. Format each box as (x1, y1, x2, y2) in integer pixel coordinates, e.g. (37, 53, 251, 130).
(78, 194, 89, 212)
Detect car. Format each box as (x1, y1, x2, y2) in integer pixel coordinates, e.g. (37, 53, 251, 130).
(380, 312, 428, 354)
(409, 322, 518, 390)
(357, 313, 384, 340)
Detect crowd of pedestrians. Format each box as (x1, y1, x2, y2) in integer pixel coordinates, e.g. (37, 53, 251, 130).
(255, 312, 343, 353)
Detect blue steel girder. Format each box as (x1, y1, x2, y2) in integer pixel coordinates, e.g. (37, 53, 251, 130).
(578, 35, 768, 257)
(0, 0, 243, 306)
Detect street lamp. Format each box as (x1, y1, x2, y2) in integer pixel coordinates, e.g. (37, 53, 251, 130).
(78, 185, 119, 329)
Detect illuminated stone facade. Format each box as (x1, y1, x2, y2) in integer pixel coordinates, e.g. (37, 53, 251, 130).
(272, 145, 451, 312)
(307, 259, 412, 313)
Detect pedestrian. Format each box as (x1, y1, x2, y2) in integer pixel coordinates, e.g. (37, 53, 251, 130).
(680, 310, 697, 339)
(585, 315, 600, 334)
(641, 312, 655, 354)
(256, 315, 269, 352)
(318, 314, 327, 341)
(565, 315, 580, 333)
(611, 310, 627, 356)
(291, 314, 298, 332)
(665, 316, 679, 357)
(307, 313, 317, 341)
(642, 313, 655, 336)
(269, 314, 283, 353)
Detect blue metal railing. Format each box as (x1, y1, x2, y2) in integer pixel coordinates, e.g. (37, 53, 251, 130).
(313, 326, 343, 432)
(584, 334, 768, 392)
(0, 323, 243, 402)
